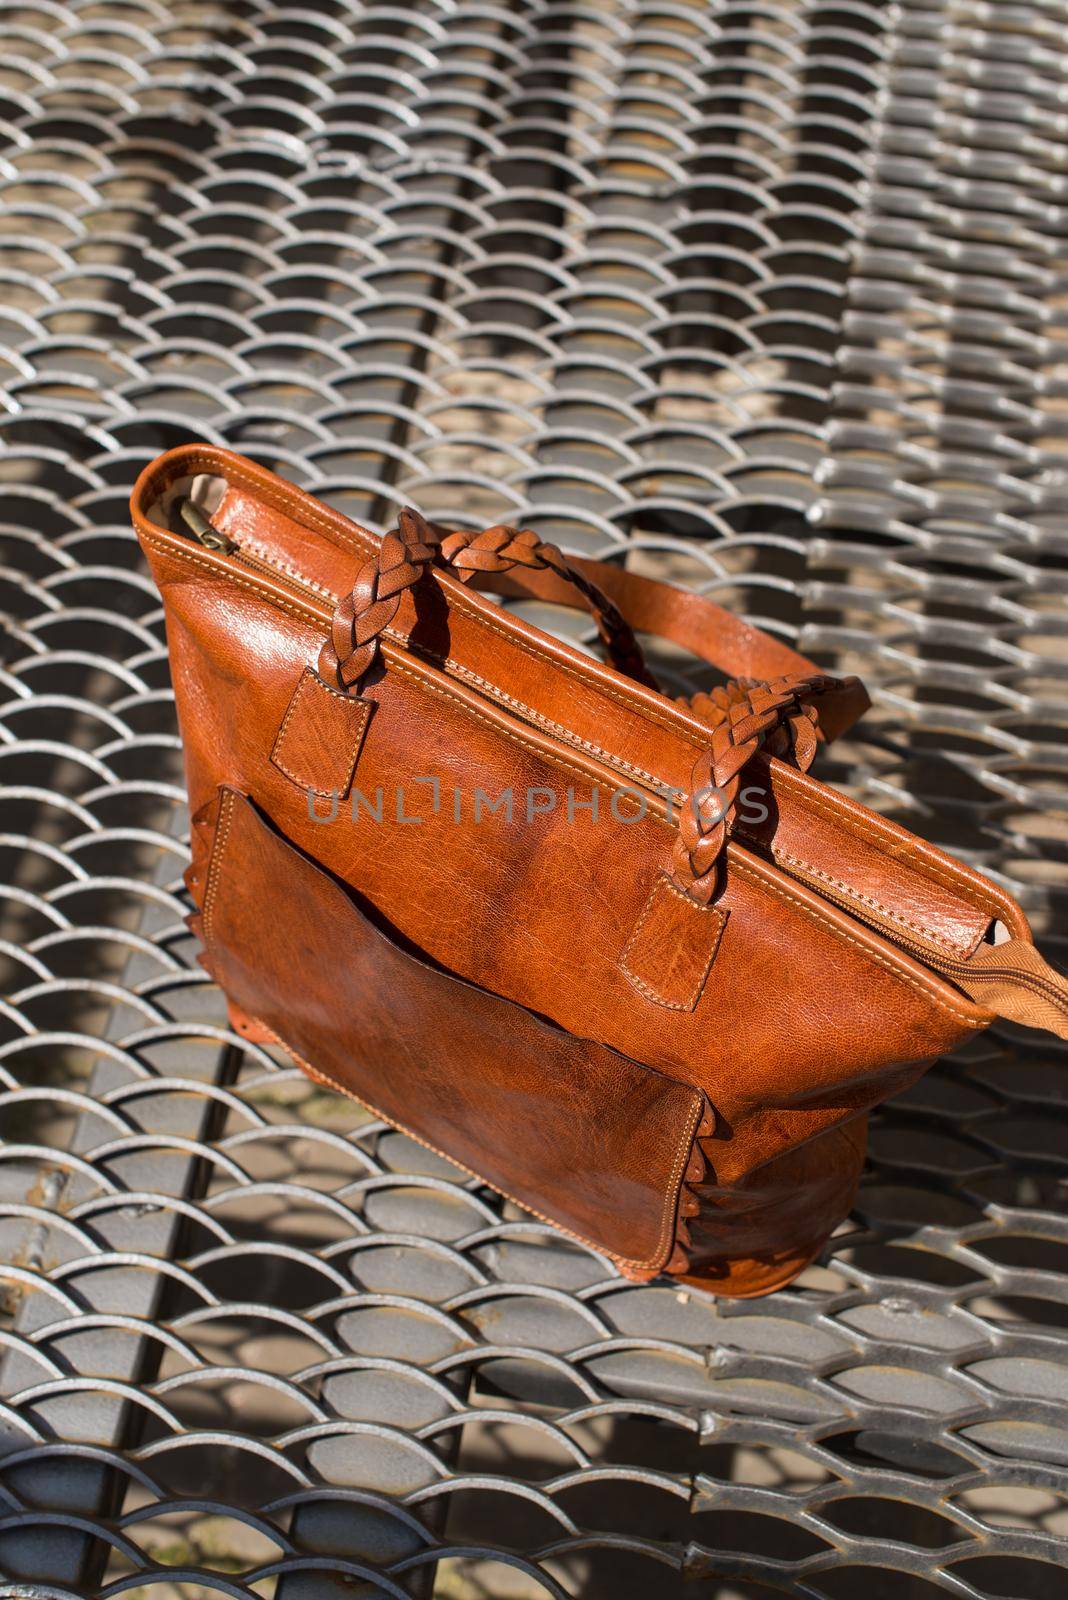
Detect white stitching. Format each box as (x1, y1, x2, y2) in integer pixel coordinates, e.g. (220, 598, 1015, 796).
(744, 838, 974, 959)
(728, 853, 981, 1028)
(289, 1042, 703, 1273)
(759, 756, 1005, 923)
(136, 447, 700, 739)
(202, 786, 236, 946)
(137, 451, 1012, 941)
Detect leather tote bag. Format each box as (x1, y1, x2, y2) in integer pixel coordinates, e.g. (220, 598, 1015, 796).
(132, 444, 1068, 1298)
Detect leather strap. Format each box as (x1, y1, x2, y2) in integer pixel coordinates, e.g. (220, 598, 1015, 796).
(672, 673, 842, 904)
(454, 551, 870, 742)
(321, 507, 658, 692)
(433, 522, 658, 689)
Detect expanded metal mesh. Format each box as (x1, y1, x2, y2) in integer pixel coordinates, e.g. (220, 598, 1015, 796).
(0, 1, 1066, 1596)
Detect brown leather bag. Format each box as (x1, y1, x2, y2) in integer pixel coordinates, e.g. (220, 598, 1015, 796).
(132, 444, 1068, 1298)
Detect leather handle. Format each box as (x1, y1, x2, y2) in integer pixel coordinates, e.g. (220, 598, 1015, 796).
(436, 536, 871, 742)
(318, 507, 438, 690)
(316, 514, 842, 904)
(431, 523, 658, 689)
(671, 673, 843, 905)
(319, 507, 658, 693)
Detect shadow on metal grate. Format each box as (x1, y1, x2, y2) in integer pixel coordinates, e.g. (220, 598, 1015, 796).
(0, 0, 1066, 1596)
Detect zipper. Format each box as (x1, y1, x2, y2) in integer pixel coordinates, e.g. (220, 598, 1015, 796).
(765, 846, 1068, 1012)
(181, 496, 353, 597)
(922, 944, 1067, 1006)
(738, 840, 987, 973)
(177, 497, 679, 785)
(180, 499, 238, 553)
(176, 498, 1068, 1011)
(186, 505, 684, 803)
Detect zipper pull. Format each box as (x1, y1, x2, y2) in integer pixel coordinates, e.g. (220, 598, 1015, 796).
(179, 497, 237, 554)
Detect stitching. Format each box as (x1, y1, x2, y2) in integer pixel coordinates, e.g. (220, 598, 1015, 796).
(270, 669, 315, 779)
(742, 838, 974, 959)
(147, 499, 1001, 949)
(143, 523, 645, 806)
(142, 450, 354, 550)
(384, 655, 652, 802)
(142, 475, 997, 921)
(242, 470, 695, 741)
(189, 763, 700, 1271)
(727, 853, 981, 1027)
(140, 532, 326, 628)
(415, 583, 693, 740)
(270, 668, 370, 798)
(420, 654, 669, 793)
(620, 871, 727, 1011)
(196, 788, 701, 1271)
(143, 523, 669, 790)
(301, 657, 983, 1021)
(240, 535, 340, 600)
(202, 786, 236, 946)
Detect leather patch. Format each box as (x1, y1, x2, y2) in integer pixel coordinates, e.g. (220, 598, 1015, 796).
(620, 872, 728, 1011)
(269, 667, 371, 799)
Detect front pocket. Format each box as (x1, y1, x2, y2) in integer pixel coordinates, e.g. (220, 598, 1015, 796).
(200, 787, 705, 1274)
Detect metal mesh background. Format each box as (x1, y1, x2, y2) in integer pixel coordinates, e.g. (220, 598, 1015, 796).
(1, 1, 1066, 1595)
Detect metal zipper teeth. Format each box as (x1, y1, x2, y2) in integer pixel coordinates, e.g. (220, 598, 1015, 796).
(188, 529, 1045, 997)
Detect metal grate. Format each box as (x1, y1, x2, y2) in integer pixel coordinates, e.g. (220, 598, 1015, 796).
(0, 1, 1066, 1595)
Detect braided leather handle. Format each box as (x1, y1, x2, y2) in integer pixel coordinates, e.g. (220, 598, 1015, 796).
(672, 673, 842, 904)
(320, 507, 658, 692)
(319, 507, 438, 690)
(433, 523, 657, 689)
